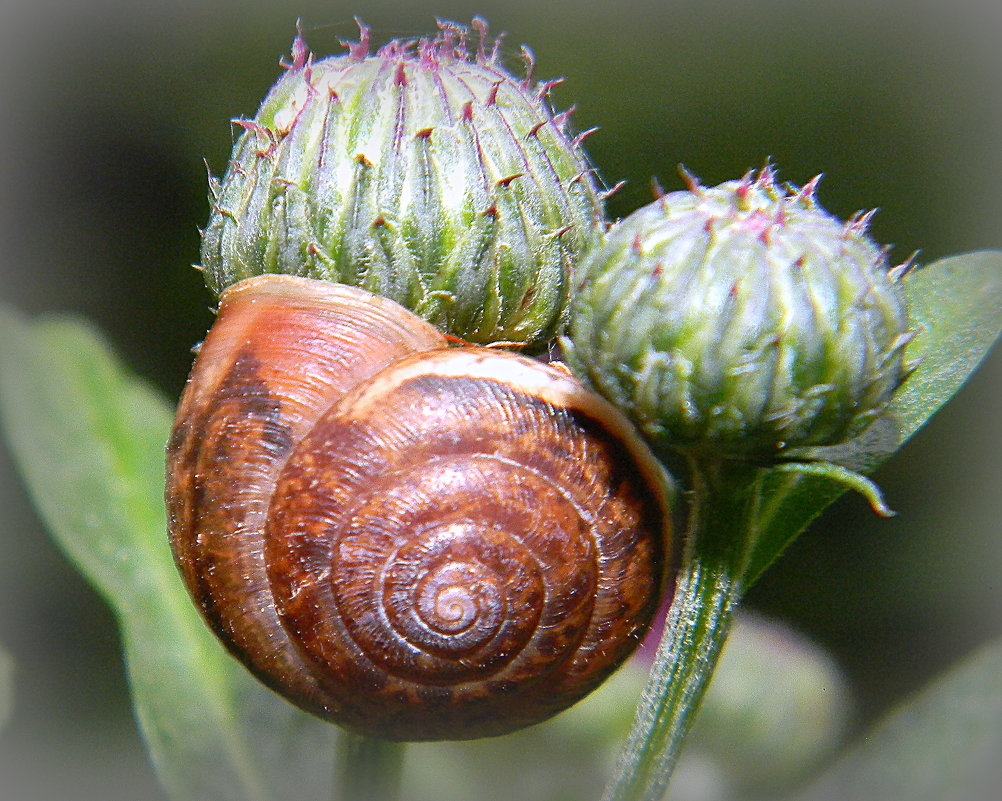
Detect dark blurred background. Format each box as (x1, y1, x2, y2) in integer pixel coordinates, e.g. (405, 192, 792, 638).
(1, 0, 999, 798)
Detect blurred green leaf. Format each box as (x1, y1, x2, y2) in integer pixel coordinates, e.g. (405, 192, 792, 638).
(684, 613, 851, 796)
(0, 642, 12, 734)
(0, 307, 334, 801)
(746, 250, 1002, 585)
(792, 636, 1002, 801)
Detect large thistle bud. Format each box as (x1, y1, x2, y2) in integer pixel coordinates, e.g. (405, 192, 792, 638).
(563, 167, 914, 460)
(201, 19, 606, 349)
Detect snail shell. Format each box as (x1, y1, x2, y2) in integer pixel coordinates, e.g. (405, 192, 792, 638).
(166, 274, 672, 741)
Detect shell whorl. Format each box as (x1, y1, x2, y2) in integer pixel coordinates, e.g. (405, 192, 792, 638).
(166, 275, 672, 740)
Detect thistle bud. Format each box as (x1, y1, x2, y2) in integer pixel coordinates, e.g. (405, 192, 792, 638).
(563, 168, 913, 459)
(201, 19, 605, 349)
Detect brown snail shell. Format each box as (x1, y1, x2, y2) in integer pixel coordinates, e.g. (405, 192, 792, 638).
(166, 274, 673, 741)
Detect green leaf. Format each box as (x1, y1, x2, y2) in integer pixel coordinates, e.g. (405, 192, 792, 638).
(792, 636, 1002, 801)
(0, 642, 12, 735)
(745, 250, 1002, 585)
(0, 307, 334, 801)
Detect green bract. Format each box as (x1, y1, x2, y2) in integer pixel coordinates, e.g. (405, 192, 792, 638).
(201, 20, 606, 349)
(563, 168, 913, 458)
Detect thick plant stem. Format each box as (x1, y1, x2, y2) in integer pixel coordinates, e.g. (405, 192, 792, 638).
(602, 458, 765, 801)
(333, 733, 405, 801)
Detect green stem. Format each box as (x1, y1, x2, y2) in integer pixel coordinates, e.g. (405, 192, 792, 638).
(602, 458, 765, 801)
(333, 733, 405, 801)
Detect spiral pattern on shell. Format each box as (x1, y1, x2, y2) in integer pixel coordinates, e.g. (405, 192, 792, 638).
(166, 275, 672, 740)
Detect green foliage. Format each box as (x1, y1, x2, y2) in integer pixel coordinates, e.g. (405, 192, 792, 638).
(602, 250, 1002, 800)
(747, 250, 1002, 584)
(0, 309, 334, 801)
(794, 636, 1002, 801)
(0, 642, 12, 734)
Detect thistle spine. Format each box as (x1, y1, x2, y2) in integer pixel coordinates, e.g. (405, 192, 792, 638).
(202, 19, 605, 349)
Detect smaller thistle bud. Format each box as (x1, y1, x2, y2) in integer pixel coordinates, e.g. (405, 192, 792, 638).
(201, 19, 606, 350)
(563, 167, 915, 461)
